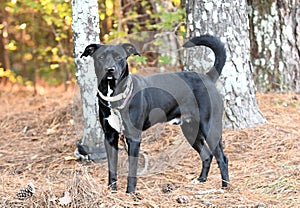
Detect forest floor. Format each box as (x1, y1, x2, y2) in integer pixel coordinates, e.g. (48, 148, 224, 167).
(0, 83, 299, 208)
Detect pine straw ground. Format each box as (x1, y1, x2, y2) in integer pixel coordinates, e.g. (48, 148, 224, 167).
(0, 85, 299, 208)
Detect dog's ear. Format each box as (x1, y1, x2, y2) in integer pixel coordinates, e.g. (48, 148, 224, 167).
(80, 44, 102, 58)
(121, 43, 140, 58)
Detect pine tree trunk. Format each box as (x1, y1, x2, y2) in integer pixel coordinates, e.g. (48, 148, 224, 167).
(249, 0, 300, 92)
(0, 10, 10, 85)
(184, 0, 266, 129)
(72, 0, 106, 161)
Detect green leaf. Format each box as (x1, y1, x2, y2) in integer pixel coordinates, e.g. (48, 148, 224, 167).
(158, 55, 172, 65)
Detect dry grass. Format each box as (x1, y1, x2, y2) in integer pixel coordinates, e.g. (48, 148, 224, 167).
(0, 85, 299, 207)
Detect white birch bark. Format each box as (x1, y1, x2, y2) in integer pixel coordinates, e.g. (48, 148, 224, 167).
(184, 0, 266, 129)
(72, 0, 105, 160)
(249, 0, 300, 92)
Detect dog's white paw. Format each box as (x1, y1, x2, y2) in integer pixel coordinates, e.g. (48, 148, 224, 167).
(191, 178, 200, 185)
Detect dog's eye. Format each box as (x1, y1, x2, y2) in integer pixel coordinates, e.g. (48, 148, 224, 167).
(115, 56, 122, 61)
(99, 55, 105, 60)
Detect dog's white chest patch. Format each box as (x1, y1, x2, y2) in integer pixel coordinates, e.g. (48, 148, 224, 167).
(107, 84, 113, 97)
(105, 82, 124, 133)
(106, 108, 124, 134)
(169, 118, 182, 125)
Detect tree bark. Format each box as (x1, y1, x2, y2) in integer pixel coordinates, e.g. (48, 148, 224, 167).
(248, 0, 300, 92)
(184, 0, 266, 129)
(72, 0, 106, 160)
(0, 8, 11, 84)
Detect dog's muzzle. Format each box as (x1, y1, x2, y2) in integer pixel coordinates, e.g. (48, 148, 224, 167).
(105, 67, 116, 80)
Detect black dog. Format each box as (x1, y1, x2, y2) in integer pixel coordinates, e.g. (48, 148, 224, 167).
(80, 34, 229, 193)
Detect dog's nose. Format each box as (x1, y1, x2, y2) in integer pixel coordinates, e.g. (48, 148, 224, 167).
(107, 67, 115, 73)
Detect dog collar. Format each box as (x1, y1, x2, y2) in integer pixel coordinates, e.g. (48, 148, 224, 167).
(97, 76, 133, 106)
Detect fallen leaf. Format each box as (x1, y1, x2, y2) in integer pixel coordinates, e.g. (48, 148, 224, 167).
(64, 156, 77, 161)
(58, 191, 72, 206)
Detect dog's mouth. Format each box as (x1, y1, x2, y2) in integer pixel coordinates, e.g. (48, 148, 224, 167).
(105, 73, 116, 81)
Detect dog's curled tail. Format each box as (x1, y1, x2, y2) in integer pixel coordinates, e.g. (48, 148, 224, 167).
(183, 34, 226, 83)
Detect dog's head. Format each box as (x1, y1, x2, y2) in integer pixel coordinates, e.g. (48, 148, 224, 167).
(81, 43, 140, 86)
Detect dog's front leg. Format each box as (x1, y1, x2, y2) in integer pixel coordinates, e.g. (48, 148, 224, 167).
(104, 133, 119, 191)
(126, 137, 141, 193)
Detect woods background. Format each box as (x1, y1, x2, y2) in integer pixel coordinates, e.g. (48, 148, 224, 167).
(0, 1, 299, 207)
(1, 0, 299, 93)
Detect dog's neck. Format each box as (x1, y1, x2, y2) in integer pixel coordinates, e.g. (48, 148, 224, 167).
(113, 74, 130, 95)
(98, 74, 132, 104)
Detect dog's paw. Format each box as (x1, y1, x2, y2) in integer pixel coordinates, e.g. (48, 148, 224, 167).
(191, 177, 206, 184)
(109, 183, 118, 192)
(221, 180, 230, 188)
(197, 177, 207, 182)
(191, 178, 200, 184)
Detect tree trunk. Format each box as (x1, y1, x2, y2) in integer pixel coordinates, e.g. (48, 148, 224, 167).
(248, 0, 300, 92)
(72, 0, 106, 161)
(184, 0, 266, 129)
(0, 8, 11, 85)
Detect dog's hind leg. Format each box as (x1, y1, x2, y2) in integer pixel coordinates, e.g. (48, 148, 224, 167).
(212, 138, 230, 187)
(180, 122, 214, 183)
(202, 125, 230, 187)
(104, 132, 119, 191)
(126, 137, 141, 193)
(198, 145, 213, 183)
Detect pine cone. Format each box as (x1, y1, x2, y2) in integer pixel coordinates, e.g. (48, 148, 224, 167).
(16, 183, 35, 200)
(162, 182, 175, 193)
(176, 195, 189, 204)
